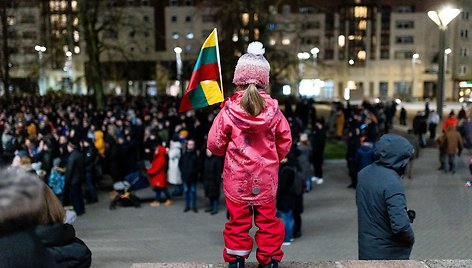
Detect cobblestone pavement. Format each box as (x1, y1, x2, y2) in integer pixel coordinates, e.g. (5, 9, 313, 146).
(74, 141, 472, 268)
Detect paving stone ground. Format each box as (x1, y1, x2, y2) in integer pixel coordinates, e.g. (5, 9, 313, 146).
(74, 131, 472, 268)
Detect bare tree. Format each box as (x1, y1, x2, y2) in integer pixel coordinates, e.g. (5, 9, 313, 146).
(0, 0, 10, 99)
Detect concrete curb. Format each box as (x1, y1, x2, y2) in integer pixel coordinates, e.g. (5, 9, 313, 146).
(131, 260, 472, 268)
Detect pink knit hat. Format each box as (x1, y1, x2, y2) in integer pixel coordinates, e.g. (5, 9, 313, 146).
(233, 41, 270, 89)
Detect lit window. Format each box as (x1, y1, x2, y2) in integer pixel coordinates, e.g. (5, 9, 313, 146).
(241, 13, 249, 26)
(282, 38, 290, 45)
(74, 46, 80, 54)
(358, 20, 366, 30)
(172, 32, 179, 39)
(73, 31, 79, 42)
(354, 6, 368, 18)
(7, 16, 15, 26)
(71, 1, 77, 11)
(186, 32, 194, 39)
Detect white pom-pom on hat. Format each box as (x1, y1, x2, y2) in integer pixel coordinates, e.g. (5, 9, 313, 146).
(247, 41, 265, 55)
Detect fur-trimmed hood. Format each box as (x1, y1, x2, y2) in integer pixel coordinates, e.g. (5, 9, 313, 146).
(0, 168, 44, 235)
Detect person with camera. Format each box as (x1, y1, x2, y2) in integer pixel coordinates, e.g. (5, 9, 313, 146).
(356, 134, 415, 260)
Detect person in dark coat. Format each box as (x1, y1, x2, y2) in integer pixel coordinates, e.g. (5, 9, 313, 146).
(34, 184, 91, 268)
(412, 111, 427, 147)
(65, 141, 85, 216)
(276, 149, 297, 245)
(179, 139, 200, 212)
(82, 138, 98, 204)
(203, 149, 223, 215)
(0, 169, 58, 268)
(310, 119, 326, 184)
(399, 107, 407, 126)
(356, 134, 415, 260)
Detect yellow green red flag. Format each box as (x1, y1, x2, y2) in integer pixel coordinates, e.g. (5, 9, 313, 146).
(179, 28, 224, 112)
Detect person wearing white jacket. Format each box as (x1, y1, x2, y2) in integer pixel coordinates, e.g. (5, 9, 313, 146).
(167, 137, 183, 196)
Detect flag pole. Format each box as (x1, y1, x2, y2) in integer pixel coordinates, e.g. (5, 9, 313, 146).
(214, 28, 224, 98)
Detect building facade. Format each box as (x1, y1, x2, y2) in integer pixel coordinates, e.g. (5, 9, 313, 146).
(1, 0, 471, 102)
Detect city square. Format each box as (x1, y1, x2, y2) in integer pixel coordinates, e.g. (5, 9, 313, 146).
(74, 144, 472, 267)
(1, 1, 472, 268)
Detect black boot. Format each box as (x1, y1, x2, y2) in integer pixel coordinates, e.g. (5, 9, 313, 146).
(228, 256, 245, 268)
(258, 258, 279, 268)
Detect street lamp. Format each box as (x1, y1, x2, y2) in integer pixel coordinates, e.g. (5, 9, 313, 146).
(64, 51, 73, 93)
(297, 52, 310, 96)
(428, 6, 461, 119)
(174, 46, 183, 96)
(34, 45, 47, 95)
(411, 53, 419, 96)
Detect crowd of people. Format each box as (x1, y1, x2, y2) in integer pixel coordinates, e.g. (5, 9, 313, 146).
(0, 92, 404, 218)
(0, 86, 438, 266)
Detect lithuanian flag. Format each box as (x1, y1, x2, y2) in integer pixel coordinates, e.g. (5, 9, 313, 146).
(179, 28, 224, 112)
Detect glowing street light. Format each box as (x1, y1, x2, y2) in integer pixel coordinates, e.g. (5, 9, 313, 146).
(174, 46, 183, 96)
(428, 6, 461, 119)
(34, 45, 47, 95)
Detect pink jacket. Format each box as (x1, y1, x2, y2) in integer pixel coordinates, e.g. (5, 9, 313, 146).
(207, 91, 292, 205)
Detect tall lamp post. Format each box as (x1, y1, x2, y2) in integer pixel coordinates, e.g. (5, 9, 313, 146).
(411, 53, 419, 96)
(34, 45, 47, 95)
(428, 7, 461, 119)
(174, 46, 183, 96)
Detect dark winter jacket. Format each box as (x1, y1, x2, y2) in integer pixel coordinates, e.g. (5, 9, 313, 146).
(34, 223, 92, 268)
(276, 164, 296, 213)
(203, 155, 223, 199)
(179, 149, 200, 183)
(0, 230, 58, 268)
(83, 145, 98, 174)
(65, 149, 84, 185)
(356, 134, 415, 260)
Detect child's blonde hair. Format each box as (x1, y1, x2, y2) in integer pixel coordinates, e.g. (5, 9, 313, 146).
(239, 84, 266, 116)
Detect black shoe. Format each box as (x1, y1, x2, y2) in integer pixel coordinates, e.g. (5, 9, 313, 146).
(294, 231, 302, 238)
(258, 259, 279, 268)
(347, 184, 354, 188)
(228, 256, 245, 268)
(192, 207, 198, 213)
(184, 207, 190, 212)
(210, 210, 218, 215)
(205, 207, 213, 212)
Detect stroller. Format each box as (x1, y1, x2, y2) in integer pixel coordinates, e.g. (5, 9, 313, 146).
(109, 171, 149, 210)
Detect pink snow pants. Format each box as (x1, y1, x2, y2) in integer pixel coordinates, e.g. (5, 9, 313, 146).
(223, 198, 284, 266)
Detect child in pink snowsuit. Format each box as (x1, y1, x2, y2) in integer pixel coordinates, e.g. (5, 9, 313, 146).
(207, 41, 292, 268)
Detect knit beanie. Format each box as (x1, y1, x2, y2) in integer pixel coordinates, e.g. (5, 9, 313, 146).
(233, 41, 270, 89)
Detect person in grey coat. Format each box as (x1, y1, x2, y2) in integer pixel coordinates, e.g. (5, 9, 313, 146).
(356, 133, 415, 260)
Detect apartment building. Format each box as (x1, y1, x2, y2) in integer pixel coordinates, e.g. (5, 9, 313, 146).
(1, 0, 471, 102)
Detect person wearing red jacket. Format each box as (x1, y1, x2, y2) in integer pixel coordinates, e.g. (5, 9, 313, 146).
(147, 145, 171, 207)
(207, 41, 292, 268)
